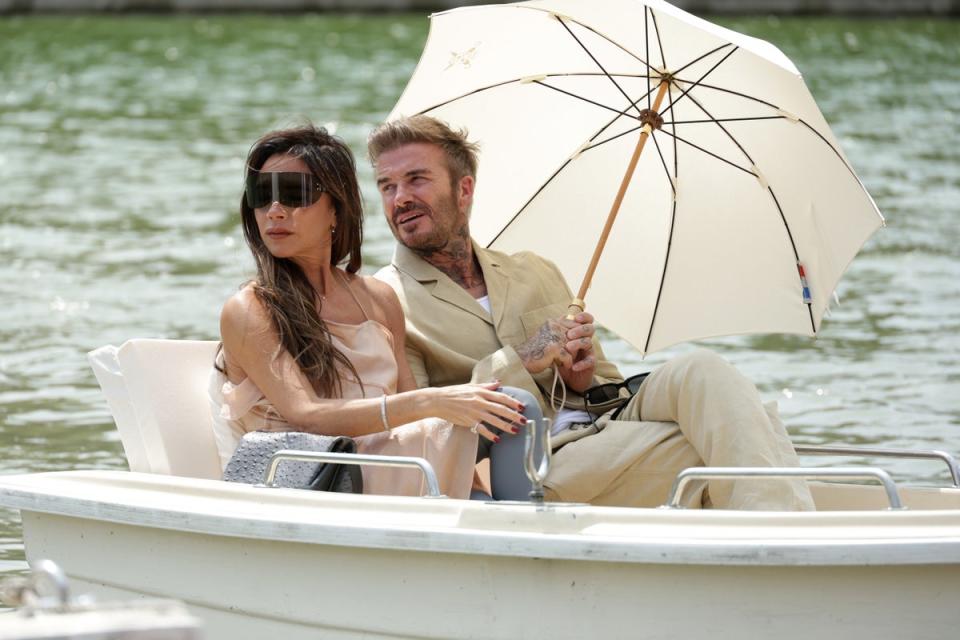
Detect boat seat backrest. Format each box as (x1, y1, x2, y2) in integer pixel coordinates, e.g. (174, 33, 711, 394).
(88, 339, 223, 480)
(89, 344, 150, 474)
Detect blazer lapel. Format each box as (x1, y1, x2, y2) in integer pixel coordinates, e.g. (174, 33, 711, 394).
(392, 244, 493, 325)
(474, 243, 511, 332)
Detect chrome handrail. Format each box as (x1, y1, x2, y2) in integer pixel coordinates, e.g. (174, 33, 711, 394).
(263, 450, 445, 498)
(663, 466, 906, 510)
(795, 445, 960, 487)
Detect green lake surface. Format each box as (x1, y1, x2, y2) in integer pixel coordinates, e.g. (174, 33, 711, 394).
(0, 14, 958, 575)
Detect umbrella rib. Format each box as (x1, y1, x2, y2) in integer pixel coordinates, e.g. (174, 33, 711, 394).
(534, 80, 648, 122)
(539, 8, 757, 115)
(584, 85, 659, 152)
(485, 82, 658, 249)
(552, 71, 659, 79)
(663, 116, 786, 125)
(581, 122, 676, 195)
(656, 129, 756, 176)
(668, 82, 679, 179)
(651, 133, 677, 196)
(542, 11, 657, 75)
(644, 81, 680, 355)
(682, 91, 758, 167)
(682, 92, 817, 334)
(421, 74, 655, 127)
(672, 81, 867, 181)
(581, 121, 647, 151)
(644, 198, 679, 355)
(671, 43, 736, 79)
(484, 157, 575, 248)
(683, 82, 781, 109)
(666, 46, 739, 113)
(767, 188, 818, 333)
(644, 7, 652, 110)
(649, 9, 668, 73)
(796, 119, 867, 183)
(419, 77, 538, 113)
(554, 15, 647, 117)
(679, 93, 809, 267)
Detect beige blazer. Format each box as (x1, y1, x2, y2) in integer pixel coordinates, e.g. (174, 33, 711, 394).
(377, 243, 702, 507)
(375, 242, 623, 430)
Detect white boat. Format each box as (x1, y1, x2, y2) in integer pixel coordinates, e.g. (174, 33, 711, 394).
(1, 339, 958, 639)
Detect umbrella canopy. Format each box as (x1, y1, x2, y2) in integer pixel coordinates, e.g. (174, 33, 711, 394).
(388, 0, 884, 355)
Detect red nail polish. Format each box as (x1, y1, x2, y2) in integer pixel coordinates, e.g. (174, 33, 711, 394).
(494, 436, 501, 443)
(511, 427, 520, 434)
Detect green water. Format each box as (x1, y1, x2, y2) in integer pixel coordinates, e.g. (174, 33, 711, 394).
(0, 14, 958, 574)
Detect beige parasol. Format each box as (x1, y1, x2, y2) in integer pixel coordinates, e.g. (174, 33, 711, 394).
(388, 0, 884, 354)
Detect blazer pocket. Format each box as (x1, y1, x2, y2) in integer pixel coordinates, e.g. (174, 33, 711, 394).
(519, 303, 568, 339)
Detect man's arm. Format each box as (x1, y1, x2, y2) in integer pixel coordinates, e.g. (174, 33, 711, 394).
(519, 258, 621, 390)
(375, 257, 620, 411)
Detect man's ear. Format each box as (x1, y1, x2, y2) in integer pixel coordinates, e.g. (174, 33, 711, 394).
(457, 175, 475, 212)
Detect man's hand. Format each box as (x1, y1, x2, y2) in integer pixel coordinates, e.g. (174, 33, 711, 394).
(516, 318, 572, 375)
(516, 312, 597, 392)
(557, 311, 596, 393)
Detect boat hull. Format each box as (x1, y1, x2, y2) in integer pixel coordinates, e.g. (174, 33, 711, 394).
(4, 471, 960, 639)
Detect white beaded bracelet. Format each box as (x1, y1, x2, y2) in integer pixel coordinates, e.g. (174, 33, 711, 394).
(379, 395, 390, 431)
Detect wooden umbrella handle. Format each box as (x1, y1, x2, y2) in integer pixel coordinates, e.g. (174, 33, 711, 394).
(569, 80, 671, 317)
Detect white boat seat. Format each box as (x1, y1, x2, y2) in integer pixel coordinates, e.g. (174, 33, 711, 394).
(89, 339, 222, 480)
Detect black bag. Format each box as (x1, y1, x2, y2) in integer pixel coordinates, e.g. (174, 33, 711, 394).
(223, 430, 363, 494)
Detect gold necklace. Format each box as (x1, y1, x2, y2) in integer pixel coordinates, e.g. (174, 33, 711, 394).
(318, 269, 346, 303)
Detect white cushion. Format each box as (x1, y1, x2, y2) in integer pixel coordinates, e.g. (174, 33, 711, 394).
(88, 345, 149, 473)
(89, 339, 223, 480)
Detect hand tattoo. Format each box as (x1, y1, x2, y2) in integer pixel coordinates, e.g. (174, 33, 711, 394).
(517, 320, 565, 364)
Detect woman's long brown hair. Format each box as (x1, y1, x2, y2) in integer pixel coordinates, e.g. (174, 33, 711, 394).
(239, 124, 364, 397)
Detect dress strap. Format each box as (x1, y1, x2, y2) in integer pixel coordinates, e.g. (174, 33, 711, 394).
(335, 269, 371, 321)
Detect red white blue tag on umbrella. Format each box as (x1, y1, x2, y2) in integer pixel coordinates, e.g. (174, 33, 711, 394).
(797, 263, 813, 304)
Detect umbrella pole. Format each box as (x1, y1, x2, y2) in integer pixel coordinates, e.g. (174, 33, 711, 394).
(568, 79, 670, 318)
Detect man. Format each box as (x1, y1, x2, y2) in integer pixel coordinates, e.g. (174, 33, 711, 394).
(371, 115, 814, 510)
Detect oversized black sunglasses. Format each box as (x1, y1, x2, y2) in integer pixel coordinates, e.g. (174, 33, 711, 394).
(583, 372, 650, 408)
(245, 171, 325, 210)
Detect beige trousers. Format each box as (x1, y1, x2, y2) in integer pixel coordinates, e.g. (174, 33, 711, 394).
(544, 349, 815, 511)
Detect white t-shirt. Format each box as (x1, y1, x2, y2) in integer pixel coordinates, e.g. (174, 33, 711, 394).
(474, 295, 593, 435)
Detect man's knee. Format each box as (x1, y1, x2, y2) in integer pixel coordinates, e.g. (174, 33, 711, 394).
(678, 348, 729, 368)
(498, 386, 541, 415)
(672, 348, 737, 380)
(646, 349, 749, 401)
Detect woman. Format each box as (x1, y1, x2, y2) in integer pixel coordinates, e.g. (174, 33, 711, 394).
(209, 124, 535, 499)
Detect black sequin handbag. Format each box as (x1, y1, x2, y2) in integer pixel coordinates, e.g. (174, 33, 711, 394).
(223, 430, 363, 494)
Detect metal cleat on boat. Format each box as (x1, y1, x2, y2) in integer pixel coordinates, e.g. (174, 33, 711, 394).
(524, 417, 552, 504)
(0, 559, 203, 639)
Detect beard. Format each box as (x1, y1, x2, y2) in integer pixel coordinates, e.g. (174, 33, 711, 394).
(392, 191, 465, 254)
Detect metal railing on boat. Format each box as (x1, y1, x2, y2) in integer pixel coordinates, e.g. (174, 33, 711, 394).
(794, 445, 960, 487)
(663, 467, 907, 510)
(261, 431, 957, 510)
(263, 450, 445, 497)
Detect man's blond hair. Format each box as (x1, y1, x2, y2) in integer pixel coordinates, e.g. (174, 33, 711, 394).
(368, 115, 480, 184)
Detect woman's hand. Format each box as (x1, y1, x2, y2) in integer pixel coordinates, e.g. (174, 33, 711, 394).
(418, 382, 526, 442)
